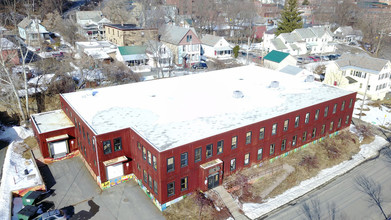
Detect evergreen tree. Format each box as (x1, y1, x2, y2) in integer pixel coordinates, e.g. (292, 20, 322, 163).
(302, 0, 310, 5)
(276, 0, 303, 36)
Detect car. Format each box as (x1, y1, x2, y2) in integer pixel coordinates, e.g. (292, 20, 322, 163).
(328, 54, 338, 60)
(308, 56, 319, 62)
(321, 55, 329, 61)
(192, 62, 208, 70)
(34, 209, 66, 220)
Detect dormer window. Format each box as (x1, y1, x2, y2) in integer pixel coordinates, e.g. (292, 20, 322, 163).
(186, 35, 192, 42)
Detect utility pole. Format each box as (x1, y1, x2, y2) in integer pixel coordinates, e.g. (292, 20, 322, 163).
(359, 73, 371, 120)
(246, 36, 250, 65)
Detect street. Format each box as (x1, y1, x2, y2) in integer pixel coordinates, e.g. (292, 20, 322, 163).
(265, 147, 391, 220)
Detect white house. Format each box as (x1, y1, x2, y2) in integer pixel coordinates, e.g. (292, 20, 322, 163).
(18, 17, 50, 46)
(263, 26, 335, 55)
(145, 40, 173, 68)
(325, 54, 391, 100)
(333, 26, 363, 43)
(76, 11, 111, 39)
(201, 34, 232, 59)
(263, 50, 297, 70)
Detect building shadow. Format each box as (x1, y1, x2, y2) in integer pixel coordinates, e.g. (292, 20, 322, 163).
(70, 200, 100, 220)
(35, 160, 56, 189)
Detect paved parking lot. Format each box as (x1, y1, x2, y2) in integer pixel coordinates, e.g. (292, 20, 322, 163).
(40, 156, 164, 219)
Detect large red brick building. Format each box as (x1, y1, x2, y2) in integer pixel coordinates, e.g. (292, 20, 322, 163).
(31, 66, 356, 210)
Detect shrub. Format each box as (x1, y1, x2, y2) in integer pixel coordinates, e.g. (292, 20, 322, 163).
(355, 124, 373, 137)
(233, 45, 240, 58)
(299, 154, 319, 170)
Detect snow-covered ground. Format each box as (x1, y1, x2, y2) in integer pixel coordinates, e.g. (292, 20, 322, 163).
(353, 95, 391, 127)
(243, 132, 388, 219)
(0, 125, 40, 220)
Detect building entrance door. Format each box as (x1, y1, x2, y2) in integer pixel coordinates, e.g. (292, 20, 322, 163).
(207, 173, 219, 189)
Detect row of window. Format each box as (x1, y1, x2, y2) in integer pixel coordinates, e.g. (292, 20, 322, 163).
(166, 116, 350, 173)
(378, 72, 389, 80)
(376, 83, 388, 91)
(143, 170, 158, 195)
(167, 176, 188, 197)
(139, 142, 158, 170)
(103, 138, 122, 155)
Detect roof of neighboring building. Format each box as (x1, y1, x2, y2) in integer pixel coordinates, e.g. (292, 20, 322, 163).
(335, 54, 390, 74)
(264, 50, 290, 63)
(334, 26, 363, 37)
(279, 33, 302, 43)
(311, 26, 333, 38)
(201, 34, 224, 47)
(104, 23, 144, 30)
(76, 11, 103, 22)
(31, 110, 74, 133)
(159, 25, 198, 45)
(62, 65, 353, 152)
(118, 46, 147, 55)
(265, 28, 277, 34)
(278, 65, 305, 75)
(290, 43, 299, 50)
(294, 28, 317, 39)
(0, 38, 18, 50)
(346, 76, 358, 84)
(18, 17, 33, 28)
(271, 39, 288, 50)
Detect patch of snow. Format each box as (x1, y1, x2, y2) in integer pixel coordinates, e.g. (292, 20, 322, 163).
(0, 126, 39, 220)
(0, 126, 33, 142)
(353, 98, 391, 127)
(243, 135, 388, 219)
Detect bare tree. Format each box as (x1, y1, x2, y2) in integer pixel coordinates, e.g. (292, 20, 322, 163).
(355, 175, 388, 219)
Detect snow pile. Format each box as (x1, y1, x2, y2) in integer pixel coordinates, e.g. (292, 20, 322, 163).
(0, 126, 39, 220)
(243, 135, 388, 219)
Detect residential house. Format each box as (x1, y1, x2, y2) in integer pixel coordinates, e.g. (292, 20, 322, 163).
(18, 17, 50, 46)
(116, 45, 149, 67)
(325, 54, 391, 100)
(31, 65, 355, 211)
(263, 50, 297, 70)
(0, 38, 20, 65)
(263, 26, 335, 55)
(104, 24, 158, 47)
(159, 25, 201, 67)
(145, 40, 173, 68)
(201, 34, 232, 59)
(76, 11, 111, 40)
(75, 41, 117, 63)
(333, 26, 363, 43)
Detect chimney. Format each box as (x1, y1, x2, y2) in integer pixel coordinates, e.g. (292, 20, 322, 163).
(121, 21, 124, 26)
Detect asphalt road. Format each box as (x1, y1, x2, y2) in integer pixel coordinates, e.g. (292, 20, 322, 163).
(265, 147, 391, 220)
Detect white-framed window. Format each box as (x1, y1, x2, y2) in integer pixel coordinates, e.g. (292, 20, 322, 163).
(281, 139, 286, 151)
(181, 152, 188, 167)
(283, 120, 289, 131)
(257, 148, 263, 160)
(292, 135, 297, 146)
(167, 157, 174, 172)
(246, 131, 252, 144)
(305, 113, 310, 124)
(270, 144, 275, 155)
(231, 136, 237, 149)
(259, 127, 265, 140)
(230, 158, 236, 171)
(295, 116, 300, 127)
(272, 123, 277, 135)
(244, 153, 250, 165)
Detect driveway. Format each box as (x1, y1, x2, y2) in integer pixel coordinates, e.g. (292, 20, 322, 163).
(40, 156, 164, 220)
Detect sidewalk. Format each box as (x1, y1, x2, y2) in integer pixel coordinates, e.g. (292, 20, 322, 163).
(242, 135, 389, 219)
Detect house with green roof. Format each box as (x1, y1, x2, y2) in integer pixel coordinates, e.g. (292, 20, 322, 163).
(116, 45, 148, 66)
(263, 50, 297, 70)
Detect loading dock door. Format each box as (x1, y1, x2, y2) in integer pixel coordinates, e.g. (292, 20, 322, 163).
(106, 163, 124, 180)
(49, 140, 68, 158)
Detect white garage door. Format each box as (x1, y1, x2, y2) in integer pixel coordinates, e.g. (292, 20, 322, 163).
(50, 140, 68, 157)
(106, 163, 124, 180)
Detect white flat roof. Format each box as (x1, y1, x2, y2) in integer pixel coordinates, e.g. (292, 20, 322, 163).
(62, 65, 354, 152)
(31, 110, 74, 133)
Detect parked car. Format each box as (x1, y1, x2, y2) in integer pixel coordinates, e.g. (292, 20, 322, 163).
(297, 57, 304, 64)
(34, 209, 66, 220)
(192, 62, 208, 70)
(328, 54, 338, 60)
(321, 55, 329, 61)
(308, 56, 319, 62)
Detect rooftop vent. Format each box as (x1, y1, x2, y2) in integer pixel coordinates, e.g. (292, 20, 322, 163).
(305, 75, 315, 82)
(232, 90, 244, 99)
(269, 81, 279, 88)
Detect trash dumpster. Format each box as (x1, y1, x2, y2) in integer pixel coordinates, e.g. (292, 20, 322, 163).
(22, 191, 43, 206)
(17, 205, 38, 220)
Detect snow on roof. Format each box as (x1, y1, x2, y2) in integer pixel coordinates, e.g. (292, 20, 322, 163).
(0, 38, 18, 50)
(336, 54, 390, 74)
(31, 110, 74, 133)
(62, 65, 353, 152)
(201, 34, 224, 47)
